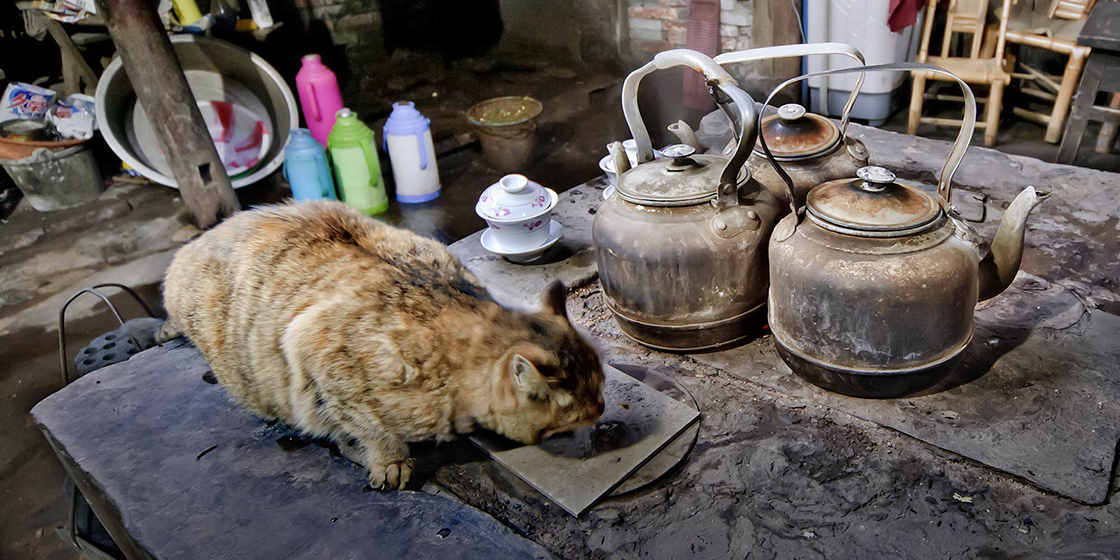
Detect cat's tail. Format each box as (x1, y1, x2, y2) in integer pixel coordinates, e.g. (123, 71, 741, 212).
(154, 320, 184, 344)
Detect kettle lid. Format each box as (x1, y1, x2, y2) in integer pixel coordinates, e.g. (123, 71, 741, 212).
(754, 103, 841, 160)
(806, 166, 943, 235)
(616, 144, 745, 207)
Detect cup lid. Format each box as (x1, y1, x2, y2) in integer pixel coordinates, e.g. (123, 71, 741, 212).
(476, 174, 556, 221)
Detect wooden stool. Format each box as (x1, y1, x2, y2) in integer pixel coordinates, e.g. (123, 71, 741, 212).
(1057, 1, 1120, 164)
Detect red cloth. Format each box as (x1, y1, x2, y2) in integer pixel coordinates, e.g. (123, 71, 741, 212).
(889, 0, 928, 32)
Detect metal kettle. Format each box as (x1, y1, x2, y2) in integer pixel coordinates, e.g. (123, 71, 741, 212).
(712, 43, 872, 211)
(764, 63, 1051, 398)
(592, 49, 781, 351)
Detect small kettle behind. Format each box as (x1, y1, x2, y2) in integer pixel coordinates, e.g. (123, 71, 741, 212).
(713, 43, 871, 211)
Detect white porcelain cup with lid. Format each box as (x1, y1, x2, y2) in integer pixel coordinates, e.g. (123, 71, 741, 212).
(475, 173, 558, 252)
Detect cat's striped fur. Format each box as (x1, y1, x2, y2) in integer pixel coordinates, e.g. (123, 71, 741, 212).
(160, 201, 604, 489)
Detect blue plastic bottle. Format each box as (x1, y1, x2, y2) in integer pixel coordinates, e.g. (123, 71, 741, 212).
(283, 128, 337, 201)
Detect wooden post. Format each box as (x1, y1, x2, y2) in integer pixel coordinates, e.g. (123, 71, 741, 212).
(751, 0, 803, 100)
(1050, 46, 1091, 144)
(93, 0, 240, 228)
(42, 17, 100, 96)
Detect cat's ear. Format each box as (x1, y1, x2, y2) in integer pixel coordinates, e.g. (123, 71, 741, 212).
(498, 346, 551, 408)
(540, 281, 568, 320)
(511, 353, 548, 395)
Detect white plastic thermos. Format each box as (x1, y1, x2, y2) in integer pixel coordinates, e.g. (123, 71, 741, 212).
(383, 101, 440, 203)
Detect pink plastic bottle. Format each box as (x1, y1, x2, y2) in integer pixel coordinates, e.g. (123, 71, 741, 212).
(295, 54, 344, 147)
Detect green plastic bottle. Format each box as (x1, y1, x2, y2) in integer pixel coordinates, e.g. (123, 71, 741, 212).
(327, 108, 388, 215)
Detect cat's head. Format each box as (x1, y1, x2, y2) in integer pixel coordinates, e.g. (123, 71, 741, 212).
(485, 282, 605, 445)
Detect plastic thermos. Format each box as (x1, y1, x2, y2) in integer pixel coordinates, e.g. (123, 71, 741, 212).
(171, 0, 202, 25)
(327, 109, 388, 215)
(283, 128, 337, 202)
(295, 54, 344, 147)
(383, 101, 441, 203)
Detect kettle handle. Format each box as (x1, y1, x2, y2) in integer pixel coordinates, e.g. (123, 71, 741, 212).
(621, 49, 758, 188)
(714, 42, 866, 136)
(759, 62, 975, 218)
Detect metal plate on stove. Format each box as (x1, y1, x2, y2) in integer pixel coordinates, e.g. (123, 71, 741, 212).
(471, 365, 701, 517)
(608, 364, 699, 496)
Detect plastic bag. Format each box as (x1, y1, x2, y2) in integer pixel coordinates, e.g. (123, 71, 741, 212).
(48, 94, 97, 139)
(1, 82, 58, 122)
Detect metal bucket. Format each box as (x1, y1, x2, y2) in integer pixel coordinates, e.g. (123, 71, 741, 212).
(95, 35, 298, 189)
(1, 145, 104, 211)
(467, 96, 543, 173)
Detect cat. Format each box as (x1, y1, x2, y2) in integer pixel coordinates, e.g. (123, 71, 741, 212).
(159, 200, 605, 490)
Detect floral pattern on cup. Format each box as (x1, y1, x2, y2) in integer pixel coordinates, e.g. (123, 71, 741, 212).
(531, 194, 548, 208)
(494, 207, 510, 217)
(523, 220, 544, 231)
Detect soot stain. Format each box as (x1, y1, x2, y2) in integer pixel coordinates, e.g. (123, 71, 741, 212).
(277, 435, 312, 452)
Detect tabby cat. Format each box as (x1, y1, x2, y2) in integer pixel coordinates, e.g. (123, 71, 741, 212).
(159, 201, 605, 489)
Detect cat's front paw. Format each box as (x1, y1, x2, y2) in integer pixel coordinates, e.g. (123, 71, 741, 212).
(368, 458, 414, 491)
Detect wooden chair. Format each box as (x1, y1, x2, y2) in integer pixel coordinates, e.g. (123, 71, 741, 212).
(1005, 0, 1096, 144)
(909, 0, 1015, 147)
(1056, 0, 1120, 164)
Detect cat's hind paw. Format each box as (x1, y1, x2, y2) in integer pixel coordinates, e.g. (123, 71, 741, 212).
(368, 458, 414, 491)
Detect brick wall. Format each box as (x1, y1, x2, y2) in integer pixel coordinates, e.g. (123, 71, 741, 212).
(627, 0, 754, 55)
(289, 0, 381, 48)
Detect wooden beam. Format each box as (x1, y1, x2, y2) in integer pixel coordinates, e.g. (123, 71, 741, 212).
(42, 17, 100, 92)
(1012, 107, 1051, 124)
(1022, 87, 1058, 101)
(925, 93, 989, 105)
(92, 0, 239, 228)
(1019, 64, 1061, 92)
(751, 0, 803, 99)
(921, 116, 990, 128)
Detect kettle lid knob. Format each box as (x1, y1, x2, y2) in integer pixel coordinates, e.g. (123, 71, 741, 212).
(777, 103, 807, 122)
(856, 166, 896, 191)
(661, 144, 697, 170)
(661, 143, 696, 159)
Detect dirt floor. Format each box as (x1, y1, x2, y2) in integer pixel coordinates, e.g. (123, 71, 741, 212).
(4, 49, 1120, 559)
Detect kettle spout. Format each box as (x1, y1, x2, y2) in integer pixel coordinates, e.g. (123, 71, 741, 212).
(607, 141, 631, 175)
(977, 186, 1051, 301)
(667, 120, 703, 151)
